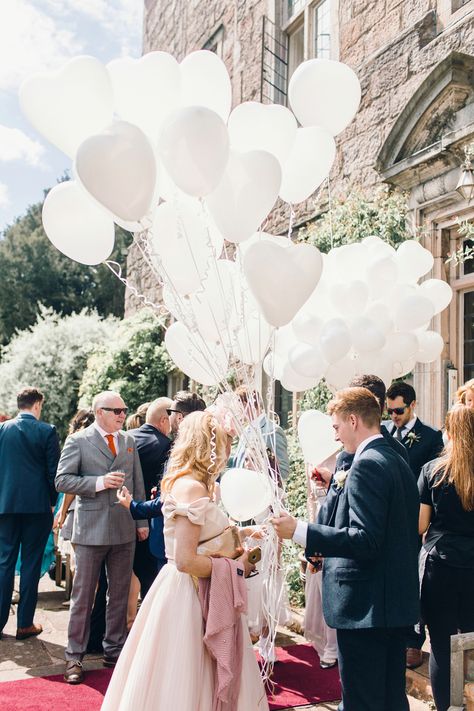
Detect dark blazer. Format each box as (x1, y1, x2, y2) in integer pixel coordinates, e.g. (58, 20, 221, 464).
(0, 413, 60, 512)
(128, 424, 171, 561)
(128, 424, 171, 498)
(308, 437, 420, 630)
(384, 418, 443, 480)
(334, 428, 409, 474)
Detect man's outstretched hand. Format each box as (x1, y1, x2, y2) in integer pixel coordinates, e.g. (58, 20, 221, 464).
(271, 511, 298, 539)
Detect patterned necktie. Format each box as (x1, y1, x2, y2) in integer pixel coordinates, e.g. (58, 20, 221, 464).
(394, 427, 404, 441)
(105, 434, 117, 457)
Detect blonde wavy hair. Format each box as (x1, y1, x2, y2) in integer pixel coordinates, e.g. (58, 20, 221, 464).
(433, 404, 474, 511)
(456, 378, 474, 405)
(161, 410, 228, 495)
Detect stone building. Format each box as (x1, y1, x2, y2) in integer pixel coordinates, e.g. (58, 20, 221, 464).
(129, 0, 474, 427)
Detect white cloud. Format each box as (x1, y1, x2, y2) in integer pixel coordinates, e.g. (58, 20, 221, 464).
(0, 0, 83, 91)
(0, 125, 45, 166)
(0, 183, 10, 209)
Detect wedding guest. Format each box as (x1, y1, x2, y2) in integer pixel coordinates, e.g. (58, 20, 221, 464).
(232, 387, 289, 481)
(56, 390, 148, 684)
(273, 388, 420, 711)
(0, 387, 60, 640)
(125, 402, 150, 431)
(103, 411, 268, 710)
(385, 381, 444, 669)
(418, 404, 474, 711)
(167, 390, 206, 436)
(456, 378, 474, 408)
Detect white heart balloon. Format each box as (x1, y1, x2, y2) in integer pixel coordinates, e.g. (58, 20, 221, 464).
(350, 317, 386, 354)
(280, 362, 320, 392)
(319, 318, 352, 364)
(244, 242, 323, 327)
(220, 468, 273, 521)
(289, 59, 361, 136)
(416, 330, 444, 363)
(206, 150, 282, 244)
(419, 279, 453, 314)
(158, 106, 229, 197)
(396, 240, 434, 282)
(279, 126, 336, 204)
(20, 56, 113, 158)
(164, 321, 228, 386)
(227, 102, 297, 165)
(288, 342, 327, 379)
(107, 52, 181, 144)
(75, 121, 156, 222)
(180, 50, 232, 122)
(394, 294, 434, 331)
(42, 181, 115, 265)
(297, 410, 340, 466)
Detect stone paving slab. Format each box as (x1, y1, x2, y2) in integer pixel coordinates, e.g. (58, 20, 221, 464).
(0, 576, 431, 710)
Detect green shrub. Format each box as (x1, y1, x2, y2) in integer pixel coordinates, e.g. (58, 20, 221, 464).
(0, 306, 117, 440)
(79, 309, 175, 413)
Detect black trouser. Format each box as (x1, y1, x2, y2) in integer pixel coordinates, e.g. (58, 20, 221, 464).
(407, 535, 426, 650)
(133, 539, 158, 599)
(336, 626, 409, 711)
(0, 512, 52, 631)
(421, 556, 474, 711)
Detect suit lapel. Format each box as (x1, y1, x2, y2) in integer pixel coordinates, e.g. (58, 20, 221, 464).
(86, 426, 115, 462)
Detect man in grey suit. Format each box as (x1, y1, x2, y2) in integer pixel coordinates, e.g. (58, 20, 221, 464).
(55, 391, 148, 684)
(232, 386, 289, 480)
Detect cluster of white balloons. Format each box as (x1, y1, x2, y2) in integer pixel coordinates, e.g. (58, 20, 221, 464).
(20, 51, 360, 268)
(263, 236, 452, 392)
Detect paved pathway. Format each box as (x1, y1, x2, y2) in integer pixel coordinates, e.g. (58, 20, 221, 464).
(0, 576, 431, 710)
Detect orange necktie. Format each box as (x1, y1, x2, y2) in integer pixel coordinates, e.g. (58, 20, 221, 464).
(105, 434, 117, 457)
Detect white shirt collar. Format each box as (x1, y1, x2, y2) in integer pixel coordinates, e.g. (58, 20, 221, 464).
(94, 422, 119, 442)
(353, 433, 384, 463)
(395, 414, 417, 434)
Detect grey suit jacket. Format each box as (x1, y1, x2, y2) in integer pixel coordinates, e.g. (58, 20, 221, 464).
(55, 424, 147, 546)
(231, 414, 290, 480)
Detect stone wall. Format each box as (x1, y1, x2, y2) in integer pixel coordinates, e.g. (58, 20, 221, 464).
(125, 0, 474, 315)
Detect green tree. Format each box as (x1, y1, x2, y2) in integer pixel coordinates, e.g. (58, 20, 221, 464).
(0, 306, 118, 440)
(0, 199, 132, 345)
(79, 309, 175, 413)
(299, 187, 413, 253)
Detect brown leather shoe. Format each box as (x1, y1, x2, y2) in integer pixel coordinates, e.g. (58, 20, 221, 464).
(16, 623, 43, 640)
(406, 648, 423, 669)
(64, 660, 84, 684)
(103, 655, 119, 668)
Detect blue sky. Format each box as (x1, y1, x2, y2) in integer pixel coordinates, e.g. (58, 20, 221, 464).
(0, 0, 143, 234)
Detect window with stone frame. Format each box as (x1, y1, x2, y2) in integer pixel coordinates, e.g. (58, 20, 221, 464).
(451, 0, 472, 12)
(203, 25, 224, 58)
(286, 0, 335, 83)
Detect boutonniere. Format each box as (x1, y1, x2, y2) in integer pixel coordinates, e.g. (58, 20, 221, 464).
(406, 432, 421, 448)
(334, 468, 350, 490)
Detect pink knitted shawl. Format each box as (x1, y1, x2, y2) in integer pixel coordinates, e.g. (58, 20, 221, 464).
(198, 557, 248, 711)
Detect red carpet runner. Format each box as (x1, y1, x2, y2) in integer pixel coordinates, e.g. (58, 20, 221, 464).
(0, 644, 341, 710)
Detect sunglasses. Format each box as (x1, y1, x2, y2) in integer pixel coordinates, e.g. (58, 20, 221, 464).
(166, 408, 182, 416)
(101, 407, 128, 415)
(387, 406, 408, 416)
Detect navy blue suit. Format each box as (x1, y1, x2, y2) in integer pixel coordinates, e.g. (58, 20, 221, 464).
(0, 413, 60, 631)
(128, 424, 171, 591)
(384, 418, 443, 481)
(308, 437, 420, 711)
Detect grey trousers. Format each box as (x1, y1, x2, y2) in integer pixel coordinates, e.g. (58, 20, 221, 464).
(65, 541, 135, 661)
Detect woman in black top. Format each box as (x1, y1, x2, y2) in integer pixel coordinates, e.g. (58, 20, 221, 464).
(418, 404, 474, 711)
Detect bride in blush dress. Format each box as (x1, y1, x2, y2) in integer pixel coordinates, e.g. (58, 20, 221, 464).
(101, 410, 269, 711)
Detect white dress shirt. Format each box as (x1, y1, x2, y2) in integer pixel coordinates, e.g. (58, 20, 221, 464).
(292, 433, 383, 548)
(94, 423, 119, 492)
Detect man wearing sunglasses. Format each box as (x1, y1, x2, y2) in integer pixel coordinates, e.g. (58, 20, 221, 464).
(167, 390, 206, 436)
(55, 390, 148, 684)
(385, 381, 443, 671)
